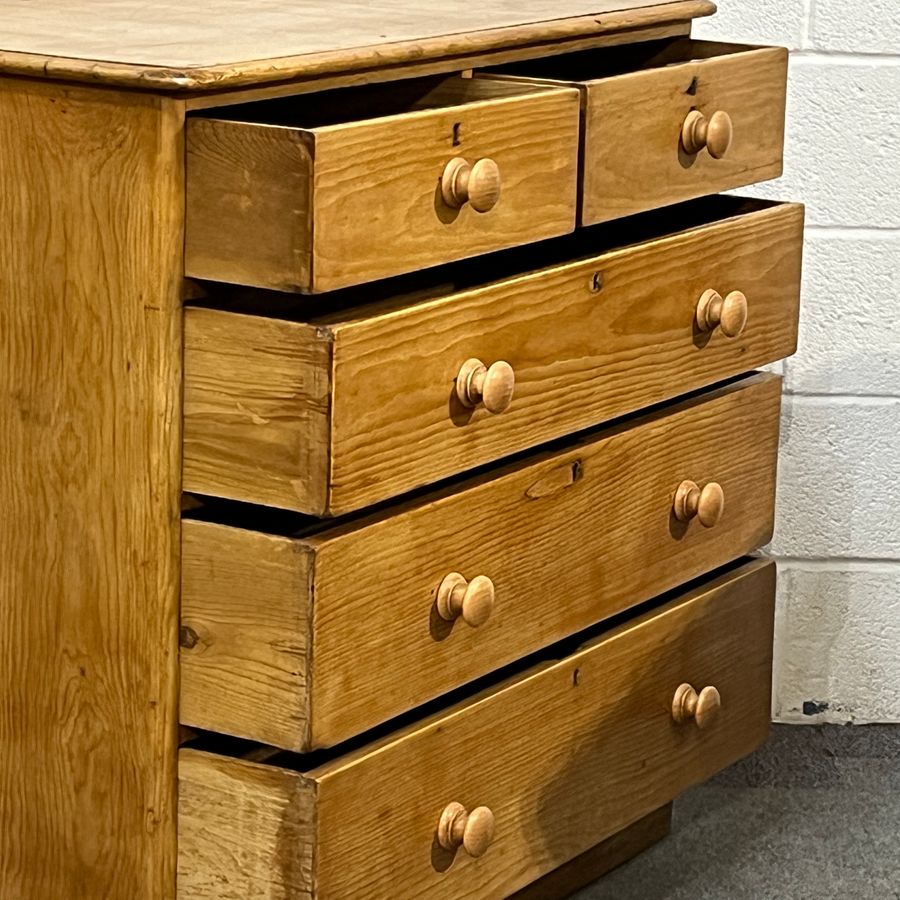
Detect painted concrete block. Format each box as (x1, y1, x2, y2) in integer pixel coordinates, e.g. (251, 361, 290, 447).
(771, 396, 900, 558)
(786, 234, 900, 395)
(774, 563, 900, 723)
(812, 0, 900, 54)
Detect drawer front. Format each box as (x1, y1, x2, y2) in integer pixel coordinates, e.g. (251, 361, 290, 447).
(186, 78, 579, 293)
(581, 42, 787, 223)
(184, 199, 802, 515)
(178, 560, 776, 900)
(487, 39, 787, 224)
(180, 374, 782, 751)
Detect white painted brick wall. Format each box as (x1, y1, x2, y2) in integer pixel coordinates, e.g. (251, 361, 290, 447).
(696, 4, 900, 724)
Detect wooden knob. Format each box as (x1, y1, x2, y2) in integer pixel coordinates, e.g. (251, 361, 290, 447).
(673, 480, 725, 527)
(681, 109, 733, 158)
(672, 683, 722, 729)
(456, 358, 515, 413)
(436, 573, 495, 627)
(696, 289, 748, 338)
(437, 802, 495, 857)
(441, 157, 502, 212)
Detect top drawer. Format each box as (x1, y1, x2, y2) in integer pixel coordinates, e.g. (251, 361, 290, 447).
(186, 76, 579, 292)
(488, 39, 788, 224)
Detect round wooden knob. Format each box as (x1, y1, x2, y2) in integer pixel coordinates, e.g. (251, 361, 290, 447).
(436, 573, 495, 627)
(441, 157, 502, 213)
(455, 358, 515, 414)
(672, 683, 722, 729)
(673, 480, 725, 527)
(437, 802, 495, 857)
(681, 109, 733, 158)
(696, 289, 748, 338)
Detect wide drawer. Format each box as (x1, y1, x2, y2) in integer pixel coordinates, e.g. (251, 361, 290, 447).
(180, 373, 781, 751)
(184, 196, 803, 515)
(178, 559, 776, 900)
(185, 75, 579, 292)
(487, 39, 787, 224)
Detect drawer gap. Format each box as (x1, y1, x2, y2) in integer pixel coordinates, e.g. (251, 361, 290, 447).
(486, 37, 760, 83)
(188, 73, 559, 128)
(183, 369, 766, 538)
(187, 194, 788, 319)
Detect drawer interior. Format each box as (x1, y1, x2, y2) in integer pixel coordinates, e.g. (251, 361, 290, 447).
(190, 73, 557, 129)
(488, 37, 767, 83)
(190, 194, 790, 318)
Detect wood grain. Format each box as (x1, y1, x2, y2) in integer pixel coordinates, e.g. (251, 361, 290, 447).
(178, 751, 316, 899)
(184, 200, 802, 514)
(0, 80, 183, 898)
(186, 78, 580, 291)
(0, 0, 715, 92)
(178, 559, 776, 899)
(490, 39, 787, 223)
(183, 310, 331, 512)
(186, 118, 314, 292)
(180, 374, 783, 750)
(509, 803, 672, 899)
(326, 201, 800, 512)
(581, 41, 786, 222)
(180, 524, 314, 751)
(181, 20, 694, 110)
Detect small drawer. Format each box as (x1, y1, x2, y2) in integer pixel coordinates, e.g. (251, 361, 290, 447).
(185, 75, 580, 292)
(487, 39, 788, 224)
(184, 196, 802, 515)
(180, 373, 781, 751)
(178, 559, 776, 900)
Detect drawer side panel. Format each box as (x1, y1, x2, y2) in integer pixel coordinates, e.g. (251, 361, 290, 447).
(183, 308, 332, 514)
(178, 750, 316, 900)
(180, 520, 314, 751)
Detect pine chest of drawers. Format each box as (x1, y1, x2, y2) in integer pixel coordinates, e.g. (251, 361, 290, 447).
(0, 2, 802, 898)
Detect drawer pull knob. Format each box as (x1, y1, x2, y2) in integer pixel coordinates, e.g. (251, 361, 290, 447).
(681, 109, 733, 159)
(673, 480, 725, 527)
(672, 683, 722, 729)
(436, 573, 495, 627)
(441, 157, 502, 213)
(437, 802, 495, 857)
(696, 289, 748, 337)
(456, 358, 515, 414)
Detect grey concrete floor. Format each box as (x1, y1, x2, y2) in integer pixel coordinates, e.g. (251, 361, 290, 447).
(575, 725, 900, 900)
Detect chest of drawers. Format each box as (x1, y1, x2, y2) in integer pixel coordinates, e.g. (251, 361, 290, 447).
(0, 2, 802, 898)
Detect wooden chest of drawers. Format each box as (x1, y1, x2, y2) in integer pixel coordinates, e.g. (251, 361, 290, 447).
(0, 2, 802, 898)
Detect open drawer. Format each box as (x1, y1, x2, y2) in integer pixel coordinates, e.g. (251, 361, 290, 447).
(485, 39, 788, 224)
(181, 374, 782, 752)
(184, 196, 802, 516)
(178, 559, 776, 899)
(186, 75, 580, 292)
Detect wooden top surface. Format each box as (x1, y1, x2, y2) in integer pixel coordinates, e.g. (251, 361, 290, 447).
(0, 0, 715, 92)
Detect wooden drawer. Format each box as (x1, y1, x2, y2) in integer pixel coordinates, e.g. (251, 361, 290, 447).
(184, 196, 803, 515)
(178, 559, 776, 900)
(487, 39, 787, 224)
(181, 374, 781, 751)
(185, 75, 579, 292)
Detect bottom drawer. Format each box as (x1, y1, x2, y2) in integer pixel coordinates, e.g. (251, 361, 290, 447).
(178, 559, 775, 899)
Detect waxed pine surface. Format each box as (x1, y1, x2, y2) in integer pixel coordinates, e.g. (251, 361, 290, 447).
(0, 0, 704, 67)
